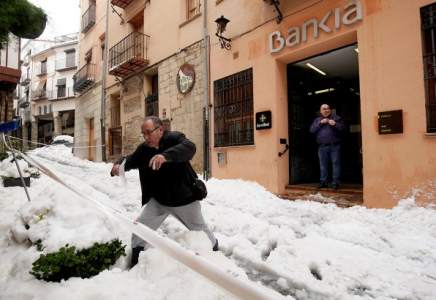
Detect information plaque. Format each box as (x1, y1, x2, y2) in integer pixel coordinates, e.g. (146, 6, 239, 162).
(378, 110, 403, 135)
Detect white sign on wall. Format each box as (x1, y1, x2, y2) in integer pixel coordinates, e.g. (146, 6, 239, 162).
(269, 0, 362, 54)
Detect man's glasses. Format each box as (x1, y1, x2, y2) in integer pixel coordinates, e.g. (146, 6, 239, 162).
(141, 126, 159, 136)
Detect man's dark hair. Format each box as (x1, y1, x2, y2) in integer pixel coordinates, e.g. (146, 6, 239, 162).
(143, 116, 162, 127)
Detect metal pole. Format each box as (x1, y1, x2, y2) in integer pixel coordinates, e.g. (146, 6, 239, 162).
(100, 0, 110, 162)
(202, 0, 210, 180)
(2, 134, 31, 202)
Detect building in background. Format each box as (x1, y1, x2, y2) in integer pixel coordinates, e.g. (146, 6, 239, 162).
(15, 34, 78, 149)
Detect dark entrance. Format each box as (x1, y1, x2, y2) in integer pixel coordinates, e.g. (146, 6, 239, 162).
(287, 44, 362, 185)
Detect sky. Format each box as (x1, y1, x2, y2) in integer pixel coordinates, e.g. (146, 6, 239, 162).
(28, 0, 80, 40)
(0, 145, 436, 299)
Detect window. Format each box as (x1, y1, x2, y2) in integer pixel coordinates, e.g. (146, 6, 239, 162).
(66, 50, 75, 68)
(422, 3, 436, 133)
(187, 0, 200, 19)
(57, 78, 66, 98)
(44, 105, 48, 114)
(41, 60, 47, 74)
(213, 68, 254, 147)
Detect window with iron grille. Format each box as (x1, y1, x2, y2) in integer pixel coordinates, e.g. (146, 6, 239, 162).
(213, 68, 254, 147)
(421, 3, 436, 133)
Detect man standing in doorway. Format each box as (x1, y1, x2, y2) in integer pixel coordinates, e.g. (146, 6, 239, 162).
(310, 104, 346, 190)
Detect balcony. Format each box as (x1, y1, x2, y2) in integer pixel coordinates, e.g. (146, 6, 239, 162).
(22, 54, 31, 66)
(82, 4, 96, 34)
(13, 88, 21, 100)
(33, 89, 49, 100)
(20, 96, 29, 108)
(20, 73, 30, 85)
(35, 63, 48, 76)
(12, 108, 20, 119)
(73, 63, 96, 93)
(47, 87, 76, 100)
(55, 57, 77, 71)
(109, 31, 149, 78)
(111, 0, 135, 9)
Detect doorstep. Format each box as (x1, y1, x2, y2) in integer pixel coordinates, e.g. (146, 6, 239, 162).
(280, 183, 363, 208)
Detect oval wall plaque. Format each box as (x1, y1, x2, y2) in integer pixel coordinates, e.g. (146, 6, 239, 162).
(176, 63, 195, 94)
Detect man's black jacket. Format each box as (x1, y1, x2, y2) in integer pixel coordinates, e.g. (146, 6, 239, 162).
(113, 130, 196, 207)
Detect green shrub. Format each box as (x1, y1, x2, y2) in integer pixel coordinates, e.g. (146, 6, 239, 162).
(30, 239, 127, 282)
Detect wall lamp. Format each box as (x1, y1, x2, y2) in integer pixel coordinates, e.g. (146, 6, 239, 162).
(269, 0, 283, 24)
(215, 15, 231, 50)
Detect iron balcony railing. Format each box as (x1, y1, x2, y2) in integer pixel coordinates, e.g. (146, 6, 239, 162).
(33, 89, 49, 100)
(20, 73, 30, 85)
(35, 63, 48, 75)
(12, 108, 20, 119)
(55, 57, 76, 71)
(111, 0, 135, 9)
(13, 88, 21, 99)
(73, 63, 96, 92)
(19, 96, 29, 108)
(22, 54, 31, 66)
(47, 87, 75, 99)
(109, 31, 149, 77)
(82, 4, 96, 34)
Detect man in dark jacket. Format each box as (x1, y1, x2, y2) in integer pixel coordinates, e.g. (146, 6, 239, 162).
(309, 104, 347, 191)
(111, 116, 218, 267)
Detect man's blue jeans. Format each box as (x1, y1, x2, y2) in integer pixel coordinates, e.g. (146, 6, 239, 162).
(318, 144, 341, 184)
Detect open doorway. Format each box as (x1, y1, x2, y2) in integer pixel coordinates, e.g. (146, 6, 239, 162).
(287, 44, 362, 187)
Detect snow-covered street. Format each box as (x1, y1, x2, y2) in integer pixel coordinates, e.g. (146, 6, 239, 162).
(1, 146, 436, 300)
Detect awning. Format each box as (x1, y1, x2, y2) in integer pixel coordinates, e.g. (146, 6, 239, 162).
(36, 79, 46, 89)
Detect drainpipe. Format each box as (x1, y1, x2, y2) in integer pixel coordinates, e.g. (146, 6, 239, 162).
(100, 0, 109, 162)
(202, 0, 210, 180)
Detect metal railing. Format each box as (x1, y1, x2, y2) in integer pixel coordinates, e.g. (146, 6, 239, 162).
(20, 73, 30, 85)
(19, 96, 29, 108)
(47, 87, 75, 99)
(82, 4, 96, 34)
(109, 31, 148, 71)
(33, 89, 49, 100)
(55, 57, 76, 70)
(35, 63, 48, 75)
(22, 54, 31, 66)
(73, 63, 96, 92)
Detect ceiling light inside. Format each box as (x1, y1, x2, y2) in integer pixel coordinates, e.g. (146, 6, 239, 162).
(315, 88, 335, 94)
(306, 63, 326, 76)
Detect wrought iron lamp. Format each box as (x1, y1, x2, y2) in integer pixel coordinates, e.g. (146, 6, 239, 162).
(215, 15, 231, 50)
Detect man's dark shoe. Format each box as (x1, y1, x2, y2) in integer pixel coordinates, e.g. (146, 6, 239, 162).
(213, 239, 219, 252)
(316, 182, 328, 189)
(130, 246, 144, 268)
(332, 183, 339, 191)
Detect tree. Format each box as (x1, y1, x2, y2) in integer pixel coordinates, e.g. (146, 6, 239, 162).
(0, 0, 47, 49)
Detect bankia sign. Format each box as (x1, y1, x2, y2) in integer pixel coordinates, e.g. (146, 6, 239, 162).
(269, 0, 362, 54)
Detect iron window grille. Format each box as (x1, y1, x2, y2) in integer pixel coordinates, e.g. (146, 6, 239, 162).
(213, 68, 254, 147)
(421, 3, 436, 133)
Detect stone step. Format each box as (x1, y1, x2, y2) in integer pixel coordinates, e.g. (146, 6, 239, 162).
(280, 184, 363, 208)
